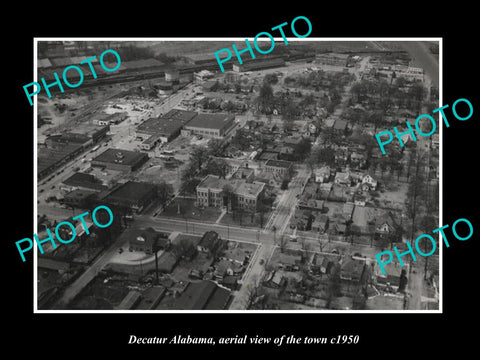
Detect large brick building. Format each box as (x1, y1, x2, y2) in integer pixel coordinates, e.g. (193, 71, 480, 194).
(91, 148, 149, 172)
(182, 113, 236, 139)
(196, 175, 265, 210)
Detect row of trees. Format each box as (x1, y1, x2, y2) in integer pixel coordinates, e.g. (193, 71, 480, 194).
(350, 78, 426, 113)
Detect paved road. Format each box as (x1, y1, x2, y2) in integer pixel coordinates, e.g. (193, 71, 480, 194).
(53, 231, 130, 309)
(264, 166, 311, 235)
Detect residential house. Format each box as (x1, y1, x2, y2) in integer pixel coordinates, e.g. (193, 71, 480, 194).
(350, 151, 366, 168)
(314, 166, 331, 183)
(311, 214, 329, 233)
(375, 261, 403, 291)
(340, 257, 366, 283)
(307, 122, 319, 136)
(197, 231, 224, 256)
(333, 119, 348, 134)
(335, 148, 349, 165)
(334, 171, 351, 186)
(222, 275, 240, 291)
(264, 270, 287, 289)
(362, 174, 378, 191)
(375, 212, 398, 234)
(354, 194, 367, 207)
(220, 246, 249, 265)
(129, 227, 171, 254)
(312, 254, 336, 275)
(431, 133, 439, 149)
(277, 252, 301, 272)
(213, 259, 243, 280)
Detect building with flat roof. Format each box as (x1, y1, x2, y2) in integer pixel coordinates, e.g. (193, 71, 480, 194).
(91, 148, 149, 172)
(101, 181, 157, 213)
(61, 172, 106, 192)
(136, 109, 198, 149)
(232, 57, 285, 72)
(196, 174, 265, 210)
(38, 142, 85, 179)
(265, 159, 293, 177)
(315, 53, 350, 67)
(183, 113, 236, 139)
(173, 280, 231, 310)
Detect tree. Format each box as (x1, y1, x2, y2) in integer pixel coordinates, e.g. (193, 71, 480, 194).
(204, 158, 228, 179)
(263, 73, 278, 85)
(207, 138, 224, 157)
(326, 262, 342, 308)
(256, 81, 275, 114)
(190, 146, 209, 172)
(257, 201, 269, 228)
(171, 238, 197, 260)
(281, 99, 301, 121)
(367, 110, 385, 132)
(278, 235, 288, 253)
(156, 181, 173, 207)
(398, 269, 408, 293)
(222, 184, 234, 213)
(310, 146, 336, 167)
(293, 137, 312, 161)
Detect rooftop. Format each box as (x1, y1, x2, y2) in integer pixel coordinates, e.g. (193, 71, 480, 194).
(265, 159, 293, 169)
(62, 172, 106, 191)
(105, 181, 156, 202)
(185, 113, 235, 130)
(197, 175, 265, 198)
(92, 148, 148, 166)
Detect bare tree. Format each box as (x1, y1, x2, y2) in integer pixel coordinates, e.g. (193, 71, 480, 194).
(278, 235, 288, 253)
(244, 274, 261, 309)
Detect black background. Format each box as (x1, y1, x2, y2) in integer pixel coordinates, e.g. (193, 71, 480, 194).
(5, 4, 478, 356)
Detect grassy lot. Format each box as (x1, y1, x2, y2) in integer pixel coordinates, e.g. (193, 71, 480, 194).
(219, 209, 272, 229)
(161, 197, 222, 222)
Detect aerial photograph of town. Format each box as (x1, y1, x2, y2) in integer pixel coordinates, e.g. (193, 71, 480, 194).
(35, 39, 440, 311)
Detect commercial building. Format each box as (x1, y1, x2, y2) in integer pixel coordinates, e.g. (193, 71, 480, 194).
(136, 109, 198, 149)
(101, 181, 158, 213)
(232, 57, 285, 72)
(91, 148, 149, 172)
(61, 172, 107, 192)
(92, 112, 128, 126)
(264, 159, 293, 177)
(196, 175, 265, 210)
(39, 124, 110, 180)
(38, 143, 85, 180)
(183, 113, 236, 139)
(315, 53, 350, 67)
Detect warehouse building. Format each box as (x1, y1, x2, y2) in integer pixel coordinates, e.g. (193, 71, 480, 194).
(182, 113, 236, 139)
(38, 142, 85, 180)
(136, 109, 198, 149)
(91, 148, 149, 172)
(232, 57, 285, 72)
(101, 181, 158, 213)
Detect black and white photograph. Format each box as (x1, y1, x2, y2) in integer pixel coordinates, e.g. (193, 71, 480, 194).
(6, 6, 479, 356)
(33, 39, 440, 312)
